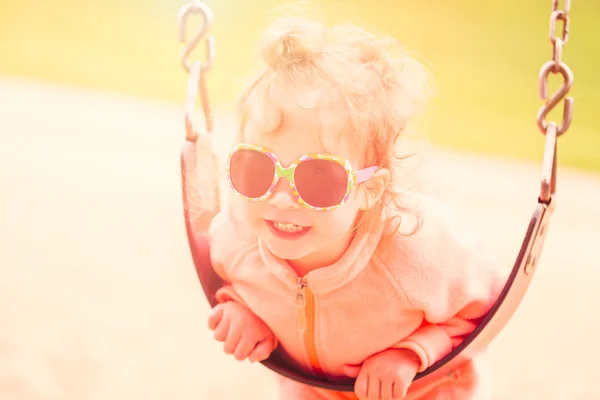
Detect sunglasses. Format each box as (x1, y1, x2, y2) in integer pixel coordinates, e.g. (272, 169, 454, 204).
(227, 143, 379, 210)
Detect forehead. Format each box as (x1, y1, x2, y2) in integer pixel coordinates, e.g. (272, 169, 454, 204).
(240, 83, 362, 167)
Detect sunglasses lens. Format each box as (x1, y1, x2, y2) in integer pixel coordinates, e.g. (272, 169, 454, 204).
(229, 149, 275, 198)
(295, 159, 349, 208)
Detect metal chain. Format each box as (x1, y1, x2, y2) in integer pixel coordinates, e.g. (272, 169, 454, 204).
(178, 1, 216, 73)
(536, 0, 575, 204)
(536, 0, 574, 137)
(178, 1, 215, 140)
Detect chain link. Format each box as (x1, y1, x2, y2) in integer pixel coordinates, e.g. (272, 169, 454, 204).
(178, 1, 216, 73)
(536, 0, 574, 136)
(536, 0, 575, 204)
(178, 1, 215, 140)
(550, 1, 570, 45)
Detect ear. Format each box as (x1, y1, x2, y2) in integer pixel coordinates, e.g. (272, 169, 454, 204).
(358, 168, 390, 211)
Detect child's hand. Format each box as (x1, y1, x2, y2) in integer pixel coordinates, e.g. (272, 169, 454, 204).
(208, 301, 276, 362)
(343, 348, 420, 400)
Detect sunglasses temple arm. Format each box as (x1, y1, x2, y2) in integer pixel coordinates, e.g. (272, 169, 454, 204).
(356, 166, 380, 184)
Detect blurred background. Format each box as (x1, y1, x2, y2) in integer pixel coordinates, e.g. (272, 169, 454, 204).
(1, 1, 599, 400)
(1, 0, 598, 170)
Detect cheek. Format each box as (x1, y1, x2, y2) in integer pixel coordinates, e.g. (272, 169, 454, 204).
(312, 198, 361, 233)
(230, 196, 264, 226)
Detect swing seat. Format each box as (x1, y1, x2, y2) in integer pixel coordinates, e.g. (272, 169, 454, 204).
(180, 140, 555, 392)
(175, 2, 573, 390)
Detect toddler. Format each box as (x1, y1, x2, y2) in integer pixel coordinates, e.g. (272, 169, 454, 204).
(206, 14, 504, 400)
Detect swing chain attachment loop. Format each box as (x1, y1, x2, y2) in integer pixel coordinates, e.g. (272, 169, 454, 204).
(539, 122, 558, 204)
(536, 0, 574, 137)
(178, 1, 215, 141)
(178, 1, 215, 73)
(537, 0, 574, 206)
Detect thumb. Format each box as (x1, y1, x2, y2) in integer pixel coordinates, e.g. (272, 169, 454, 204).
(342, 364, 361, 378)
(207, 304, 224, 330)
(248, 339, 274, 363)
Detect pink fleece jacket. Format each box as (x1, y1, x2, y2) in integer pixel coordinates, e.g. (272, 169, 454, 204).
(208, 196, 505, 399)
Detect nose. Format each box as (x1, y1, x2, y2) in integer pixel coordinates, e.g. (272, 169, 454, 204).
(268, 178, 300, 210)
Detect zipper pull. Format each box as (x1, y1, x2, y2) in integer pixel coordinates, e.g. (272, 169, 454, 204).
(295, 278, 307, 332)
(295, 278, 306, 306)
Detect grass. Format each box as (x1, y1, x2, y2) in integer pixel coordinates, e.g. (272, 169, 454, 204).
(1, 0, 598, 173)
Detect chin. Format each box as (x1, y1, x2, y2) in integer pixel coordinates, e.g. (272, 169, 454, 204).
(262, 237, 314, 261)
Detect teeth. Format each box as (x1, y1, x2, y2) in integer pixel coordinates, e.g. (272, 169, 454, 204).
(273, 221, 305, 233)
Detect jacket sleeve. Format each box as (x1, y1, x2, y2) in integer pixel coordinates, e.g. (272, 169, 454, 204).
(207, 208, 253, 306)
(207, 207, 280, 349)
(386, 196, 506, 373)
(392, 317, 480, 373)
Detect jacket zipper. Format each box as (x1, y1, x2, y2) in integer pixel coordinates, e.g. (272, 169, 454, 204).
(295, 277, 323, 375)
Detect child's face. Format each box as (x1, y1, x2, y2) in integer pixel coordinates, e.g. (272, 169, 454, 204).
(232, 99, 368, 268)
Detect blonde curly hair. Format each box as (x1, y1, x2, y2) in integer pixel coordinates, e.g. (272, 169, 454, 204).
(234, 14, 432, 235)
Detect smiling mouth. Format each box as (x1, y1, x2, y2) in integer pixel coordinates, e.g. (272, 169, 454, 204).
(265, 220, 312, 240)
(273, 221, 305, 233)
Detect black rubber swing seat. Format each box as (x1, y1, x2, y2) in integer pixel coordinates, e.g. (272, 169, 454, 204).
(179, 139, 555, 392)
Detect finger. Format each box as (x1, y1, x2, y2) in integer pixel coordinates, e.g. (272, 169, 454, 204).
(381, 378, 393, 400)
(233, 334, 257, 361)
(354, 372, 368, 400)
(392, 381, 407, 400)
(343, 365, 362, 378)
(391, 382, 399, 400)
(248, 338, 274, 363)
(212, 315, 230, 342)
(207, 305, 224, 330)
(223, 323, 242, 354)
(367, 375, 381, 400)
